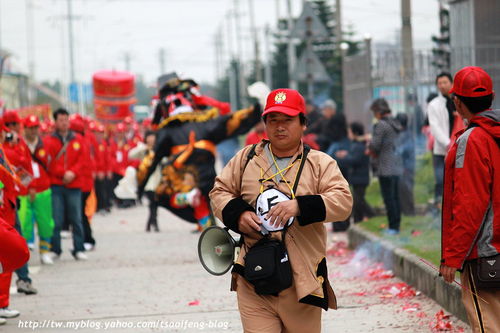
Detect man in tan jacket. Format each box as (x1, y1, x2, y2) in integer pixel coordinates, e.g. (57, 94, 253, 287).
(210, 88, 352, 333)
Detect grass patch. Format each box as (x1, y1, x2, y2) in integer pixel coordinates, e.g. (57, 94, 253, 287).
(358, 214, 442, 267)
(366, 152, 434, 208)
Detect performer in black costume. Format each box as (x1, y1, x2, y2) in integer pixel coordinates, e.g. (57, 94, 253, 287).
(139, 74, 261, 230)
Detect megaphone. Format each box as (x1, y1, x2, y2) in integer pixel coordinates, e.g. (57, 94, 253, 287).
(198, 226, 239, 276)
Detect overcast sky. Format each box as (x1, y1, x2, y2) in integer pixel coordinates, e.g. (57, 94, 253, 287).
(0, 0, 439, 85)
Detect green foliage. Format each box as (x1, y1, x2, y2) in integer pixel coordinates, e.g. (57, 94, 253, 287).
(366, 151, 434, 208)
(414, 152, 434, 205)
(365, 177, 383, 208)
(270, 43, 290, 89)
(358, 215, 442, 267)
(135, 77, 156, 105)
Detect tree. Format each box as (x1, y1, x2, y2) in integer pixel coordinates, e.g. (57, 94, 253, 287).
(135, 76, 156, 105)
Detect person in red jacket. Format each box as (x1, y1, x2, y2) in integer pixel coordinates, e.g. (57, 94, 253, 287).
(18, 115, 55, 265)
(440, 66, 500, 333)
(69, 115, 96, 250)
(43, 108, 87, 261)
(2, 111, 38, 295)
(0, 120, 24, 320)
(92, 123, 112, 214)
(109, 123, 136, 208)
(123, 116, 143, 146)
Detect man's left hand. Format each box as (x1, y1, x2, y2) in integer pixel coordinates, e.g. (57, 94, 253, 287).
(439, 264, 457, 283)
(266, 199, 300, 229)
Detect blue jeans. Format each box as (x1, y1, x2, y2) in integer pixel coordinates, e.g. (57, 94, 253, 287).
(51, 186, 84, 255)
(432, 154, 445, 201)
(379, 176, 401, 231)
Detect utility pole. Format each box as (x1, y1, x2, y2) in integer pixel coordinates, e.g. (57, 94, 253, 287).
(286, 0, 297, 90)
(264, 25, 273, 89)
(401, 0, 414, 113)
(305, 17, 314, 100)
(275, 0, 281, 25)
(124, 52, 131, 72)
(335, 0, 343, 110)
(26, 0, 36, 104)
(159, 48, 166, 74)
(248, 0, 262, 82)
(225, 11, 237, 110)
(214, 28, 224, 81)
(67, 0, 76, 85)
(233, 0, 246, 108)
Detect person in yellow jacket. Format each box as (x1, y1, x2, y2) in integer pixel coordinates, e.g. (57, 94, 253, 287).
(210, 89, 353, 333)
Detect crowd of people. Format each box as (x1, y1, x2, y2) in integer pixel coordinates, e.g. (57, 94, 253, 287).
(0, 108, 152, 323)
(0, 66, 498, 331)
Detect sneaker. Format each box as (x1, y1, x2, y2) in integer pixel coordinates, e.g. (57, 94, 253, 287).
(83, 243, 95, 251)
(27, 242, 35, 251)
(60, 230, 71, 239)
(73, 251, 88, 261)
(16, 280, 38, 295)
(0, 317, 6, 325)
(383, 228, 400, 236)
(40, 252, 54, 265)
(48, 251, 60, 261)
(0, 307, 20, 318)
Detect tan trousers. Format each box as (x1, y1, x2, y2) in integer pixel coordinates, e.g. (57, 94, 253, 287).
(461, 264, 500, 333)
(236, 275, 322, 333)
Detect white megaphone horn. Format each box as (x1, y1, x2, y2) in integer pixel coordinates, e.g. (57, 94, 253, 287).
(198, 226, 240, 276)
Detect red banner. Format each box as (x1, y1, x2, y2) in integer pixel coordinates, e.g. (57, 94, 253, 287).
(15, 104, 52, 120)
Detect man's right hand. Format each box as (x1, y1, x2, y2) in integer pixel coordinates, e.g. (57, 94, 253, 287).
(238, 211, 263, 239)
(62, 170, 76, 184)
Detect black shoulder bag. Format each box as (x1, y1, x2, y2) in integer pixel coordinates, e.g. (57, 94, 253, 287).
(243, 146, 310, 295)
(470, 254, 500, 290)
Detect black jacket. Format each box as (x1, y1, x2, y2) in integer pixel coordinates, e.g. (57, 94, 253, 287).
(340, 139, 370, 186)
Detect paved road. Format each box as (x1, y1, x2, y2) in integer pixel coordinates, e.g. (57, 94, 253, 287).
(7, 204, 470, 332)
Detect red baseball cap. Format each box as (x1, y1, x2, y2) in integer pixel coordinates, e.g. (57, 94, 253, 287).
(69, 117, 85, 133)
(3, 110, 21, 124)
(262, 89, 306, 117)
(23, 115, 40, 128)
(450, 66, 494, 98)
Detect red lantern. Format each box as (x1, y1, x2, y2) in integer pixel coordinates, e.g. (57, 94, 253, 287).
(93, 70, 137, 123)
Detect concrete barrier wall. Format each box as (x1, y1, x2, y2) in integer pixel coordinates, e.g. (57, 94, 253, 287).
(347, 225, 468, 323)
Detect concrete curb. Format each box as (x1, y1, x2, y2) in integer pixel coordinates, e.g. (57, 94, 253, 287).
(347, 225, 468, 323)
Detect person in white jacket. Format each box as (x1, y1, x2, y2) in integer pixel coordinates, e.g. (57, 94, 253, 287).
(427, 72, 454, 202)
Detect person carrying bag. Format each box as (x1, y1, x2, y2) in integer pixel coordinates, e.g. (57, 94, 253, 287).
(210, 89, 353, 333)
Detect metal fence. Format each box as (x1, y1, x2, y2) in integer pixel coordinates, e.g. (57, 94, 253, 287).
(343, 45, 500, 125)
